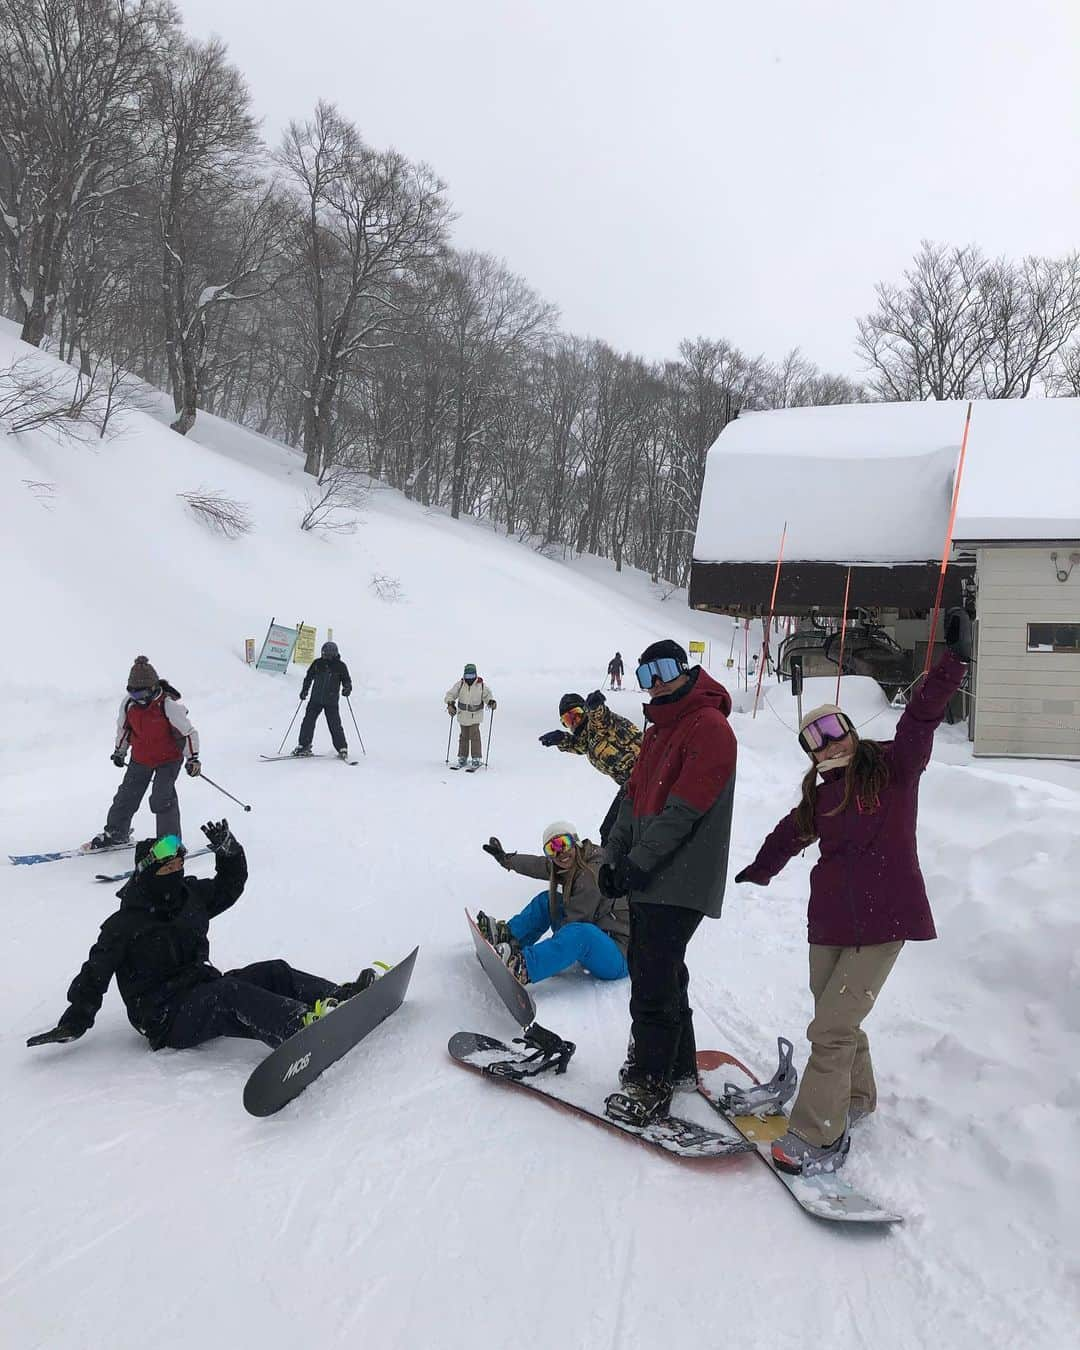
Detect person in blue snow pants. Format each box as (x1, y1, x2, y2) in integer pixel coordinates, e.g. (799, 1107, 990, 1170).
(477, 820, 630, 986)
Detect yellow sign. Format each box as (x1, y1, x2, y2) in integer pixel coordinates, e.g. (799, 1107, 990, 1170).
(244, 638, 255, 664)
(689, 641, 706, 655)
(293, 624, 317, 666)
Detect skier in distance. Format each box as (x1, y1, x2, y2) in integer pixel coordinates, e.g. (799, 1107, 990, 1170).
(294, 641, 352, 760)
(445, 663, 496, 770)
(607, 652, 624, 689)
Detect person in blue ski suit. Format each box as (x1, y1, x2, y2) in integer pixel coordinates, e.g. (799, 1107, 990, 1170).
(476, 821, 629, 985)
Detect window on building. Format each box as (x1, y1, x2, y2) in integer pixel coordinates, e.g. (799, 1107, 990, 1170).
(1026, 623, 1080, 653)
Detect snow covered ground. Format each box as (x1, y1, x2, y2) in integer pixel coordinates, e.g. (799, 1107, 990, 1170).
(2, 326, 1078, 1349)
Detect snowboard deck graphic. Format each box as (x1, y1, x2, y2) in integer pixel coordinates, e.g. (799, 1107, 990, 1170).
(259, 754, 358, 765)
(465, 908, 536, 1027)
(449, 1031, 753, 1161)
(10, 842, 134, 866)
(93, 846, 214, 883)
(696, 1049, 903, 1224)
(243, 946, 419, 1117)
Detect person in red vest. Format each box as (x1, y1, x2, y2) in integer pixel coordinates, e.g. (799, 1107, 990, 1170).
(87, 656, 201, 850)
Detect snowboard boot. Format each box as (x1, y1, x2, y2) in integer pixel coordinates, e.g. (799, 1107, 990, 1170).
(476, 911, 514, 947)
(331, 968, 378, 1002)
(771, 1126, 851, 1176)
(337, 748, 349, 761)
(302, 997, 340, 1028)
(85, 829, 131, 852)
(291, 745, 313, 758)
(495, 941, 529, 986)
(604, 1073, 673, 1127)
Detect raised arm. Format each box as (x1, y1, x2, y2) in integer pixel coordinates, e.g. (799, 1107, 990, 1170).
(890, 650, 967, 780)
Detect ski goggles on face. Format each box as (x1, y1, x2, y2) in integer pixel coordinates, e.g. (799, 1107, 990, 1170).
(636, 657, 684, 689)
(560, 707, 585, 730)
(798, 713, 853, 755)
(127, 686, 155, 703)
(543, 833, 576, 859)
(138, 834, 186, 872)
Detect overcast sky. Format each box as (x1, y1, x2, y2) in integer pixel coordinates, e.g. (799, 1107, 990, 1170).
(176, 0, 1079, 378)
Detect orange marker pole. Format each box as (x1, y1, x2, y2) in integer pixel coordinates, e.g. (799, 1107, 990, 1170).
(752, 522, 787, 718)
(834, 565, 852, 703)
(923, 402, 974, 675)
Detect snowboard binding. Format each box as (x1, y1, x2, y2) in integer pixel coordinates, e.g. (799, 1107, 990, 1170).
(720, 1037, 797, 1116)
(483, 1022, 576, 1082)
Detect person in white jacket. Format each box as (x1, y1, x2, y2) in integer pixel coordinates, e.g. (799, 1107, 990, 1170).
(87, 656, 201, 850)
(445, 663, 496, 769)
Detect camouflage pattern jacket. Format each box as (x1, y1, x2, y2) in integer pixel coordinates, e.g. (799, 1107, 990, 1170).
(558, 696, 641, 785)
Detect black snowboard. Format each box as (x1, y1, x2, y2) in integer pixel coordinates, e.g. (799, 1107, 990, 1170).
(465, 908, 536, 1027)
(243, 946, 419, 1117)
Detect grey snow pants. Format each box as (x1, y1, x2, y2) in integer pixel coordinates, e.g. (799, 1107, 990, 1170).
(106, 758, 183, 840)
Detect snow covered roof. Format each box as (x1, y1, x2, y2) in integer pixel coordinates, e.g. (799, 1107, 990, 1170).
(694, 397, 1080, 563)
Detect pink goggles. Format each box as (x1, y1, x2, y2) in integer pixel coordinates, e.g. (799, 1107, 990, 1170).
(798, 712, 852, 754)
(543, 833, 576, 858)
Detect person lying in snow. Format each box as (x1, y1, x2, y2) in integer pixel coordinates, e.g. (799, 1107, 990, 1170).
(26, 824, 376, 1052)
(734, 610, 972, 1177)
(476, 821, 629, 986)
(538, 690, 641, 843)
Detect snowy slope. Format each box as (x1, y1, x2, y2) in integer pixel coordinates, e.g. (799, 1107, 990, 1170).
(2, 328, 1078, 1350)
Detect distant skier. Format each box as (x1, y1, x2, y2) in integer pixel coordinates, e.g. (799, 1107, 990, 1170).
(734, 612, 972, 1177)
(445, 663, 496, 769)
(477, 821, 628, 985)
(598, 640, 737, 1128)
(26, 825, 377, 1052)
(607, 652, 624, 690)
(87, 656, 200, 851)
(538, 690, 641, 843)
(293, 641, 352, 760)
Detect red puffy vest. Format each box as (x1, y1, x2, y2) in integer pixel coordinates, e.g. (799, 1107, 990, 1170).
(126, 697, 182, 767)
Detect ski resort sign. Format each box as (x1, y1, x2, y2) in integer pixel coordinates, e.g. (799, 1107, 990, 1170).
(255, 618, 300, 675)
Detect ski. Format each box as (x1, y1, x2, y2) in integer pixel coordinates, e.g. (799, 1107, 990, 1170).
(9, 842, 134, 866)
(94, 846, 214, 883)
(696, 1047, 903, 1224)
(243, 947, 419, 1117)
(465, 908, 536, 1027)
(259, 754, 358, 765)
(449, 1030, 753, 1161)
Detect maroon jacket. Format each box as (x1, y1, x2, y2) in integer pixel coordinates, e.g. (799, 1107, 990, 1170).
(608, 666, 737, 918)
(739, 652, 967, 946)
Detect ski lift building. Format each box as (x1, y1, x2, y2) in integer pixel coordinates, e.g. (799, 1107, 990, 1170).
(690, 398, 1080, 760)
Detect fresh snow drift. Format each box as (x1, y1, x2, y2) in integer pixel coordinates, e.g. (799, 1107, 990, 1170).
(2, 323, 1078, 1349)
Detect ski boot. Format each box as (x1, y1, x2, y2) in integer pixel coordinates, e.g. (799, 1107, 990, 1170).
(469, 757, 483, 771)
(331, 968, 378, 1002)
(337, 748, 349, 761)
(452, 755, 468, 770)
(84, 829, 131, 852)
(604, 1073, 672, 1127)
(291, 745, 313, 758)
(302, 997, 340, 1028)
(476, 911, 514, 947)
(495, 941, 529, 986)
(771, 1126, 851, 1176)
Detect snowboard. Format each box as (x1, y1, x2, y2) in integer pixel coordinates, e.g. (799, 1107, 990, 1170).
(243, 946, 419, 1117)
(449, 1031, 753, 1161)
(94, 846, 213, 883)
(696, 1048, 903, 1224)
(260, 754, 358, 766)
(10, 842, 134, 866)
(465, 908, 536, 1027)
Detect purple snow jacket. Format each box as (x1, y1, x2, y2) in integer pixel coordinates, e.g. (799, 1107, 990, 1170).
(738, 652, 967, 947)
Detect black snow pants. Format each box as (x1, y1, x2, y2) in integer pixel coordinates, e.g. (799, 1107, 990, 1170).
(598, 786, 626, 848)
(298, 698, 346, 752)
(627, 901, 704, 1085)
(161, 960, 337, 1049)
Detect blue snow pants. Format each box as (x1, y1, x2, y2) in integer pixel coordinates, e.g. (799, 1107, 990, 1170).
(507, 891, 628, 984)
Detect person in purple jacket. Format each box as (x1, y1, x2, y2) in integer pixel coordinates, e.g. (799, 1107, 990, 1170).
(735, 608, 972, 1176)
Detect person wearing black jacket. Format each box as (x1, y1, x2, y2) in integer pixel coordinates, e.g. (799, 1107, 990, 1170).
(26, 824, 374, 1053)
(294, 641, 353, 759)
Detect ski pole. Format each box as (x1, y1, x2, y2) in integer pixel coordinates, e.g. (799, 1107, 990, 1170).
(275, 698, 303, 755)
(345, 696, 367, 756)
(198, 773, 253, 813)
(484, 707, 496, 767)
(445, 713, 454, 764)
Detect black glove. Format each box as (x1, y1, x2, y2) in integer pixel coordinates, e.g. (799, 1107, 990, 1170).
(28, 1009, 89, 1047)
(585, 689, 605, 711)
(342, 687, 352, 698)
(185, 756, 202, 778)
(539, 730, 569, 748)
(733, 867, 753, 884)
(447, 703, 457, 717)
(201, 818, 239, 856)
(482, 836, 507, 864)
(599, 858, 649, 896)
(597, 863, 621, 899)
(943, 607, 973, 662)
(110, 751, 126, 768)
(487, 700, 497, 711)
(300, 690, 308, 701)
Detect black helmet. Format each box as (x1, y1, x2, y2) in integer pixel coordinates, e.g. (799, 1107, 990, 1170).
(322, 641, 339, 659)
(559, 692, 586, 716)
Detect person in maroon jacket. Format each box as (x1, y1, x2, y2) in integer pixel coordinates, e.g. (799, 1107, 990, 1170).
(598, 639, 738, 1127)
(735, 611, 972, 1175)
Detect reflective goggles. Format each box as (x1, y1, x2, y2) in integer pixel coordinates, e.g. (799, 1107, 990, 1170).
(798, 712, 853, 755)
(543, 833, 576, 859)
(138, 834, 186, 872)
(560, 707, 585, 731)
(127, 686, 156, 703)
(636, 657, 685, 689)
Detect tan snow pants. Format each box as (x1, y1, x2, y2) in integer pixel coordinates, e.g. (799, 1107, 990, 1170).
(787, 941, 904, 1147)
(457, 722, 482, 759)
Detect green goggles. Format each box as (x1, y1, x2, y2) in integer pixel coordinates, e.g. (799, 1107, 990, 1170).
(138, 834, 186, 872)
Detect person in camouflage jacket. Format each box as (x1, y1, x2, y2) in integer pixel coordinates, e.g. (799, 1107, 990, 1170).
(538, 690, 643, 843)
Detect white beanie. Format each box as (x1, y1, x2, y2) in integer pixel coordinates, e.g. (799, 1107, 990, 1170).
(542, 820, 579, 848)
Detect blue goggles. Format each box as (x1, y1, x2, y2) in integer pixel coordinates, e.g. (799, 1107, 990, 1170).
(636, 657, 685, 689)
(127, 686, 156, 703)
